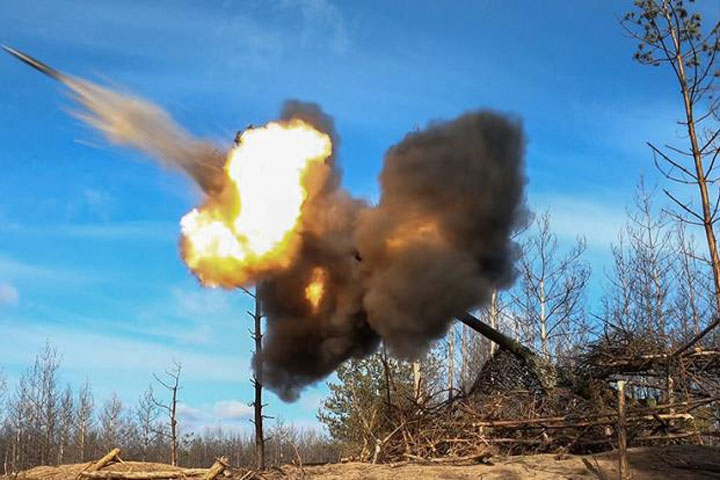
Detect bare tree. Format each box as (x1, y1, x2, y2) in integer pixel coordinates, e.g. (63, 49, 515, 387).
(75, 380, 94, 462)
(601, 181, 711, 345)
(135, 386, 159, 461)
(245, 287, 266, 470)
(514, 211, 591, 360)
(152, 360, 182, 466)
(622, 0, 720, 350)
(22, 343, 61, 466)
(7, 373, 32, 471)
(99, 392, 125, 451)
(56, 385, 74, 465)
(626, 182, 675, 340)
(0, 368, 6, 408)
(673, 221, 714, 338)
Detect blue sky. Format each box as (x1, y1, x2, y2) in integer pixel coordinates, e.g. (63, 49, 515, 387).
(1, 0, 718, 432)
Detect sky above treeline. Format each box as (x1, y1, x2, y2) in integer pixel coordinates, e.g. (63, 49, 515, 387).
(1, 0, 719, 432)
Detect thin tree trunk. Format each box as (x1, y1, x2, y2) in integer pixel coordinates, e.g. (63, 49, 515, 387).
(539, 279, 548, 357)
(78, 425, 86, 462)
(448, 327, 454, 400)
(170, 387, 178, 466)
(252, 290, 265, 471)
(381, 344, 393, 408)
(461, 323, 467, 391)
(489, 290, 498, 356)
(617, 380, 630, 480)
(412, 360, 422, 403)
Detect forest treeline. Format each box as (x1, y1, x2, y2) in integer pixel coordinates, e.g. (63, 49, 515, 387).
(0, 345, 338, 472)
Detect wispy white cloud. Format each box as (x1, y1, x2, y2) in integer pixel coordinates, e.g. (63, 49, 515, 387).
(177, 399, 253, 433)
(0, 319, 249, 384)
(0, 284, 20, 307)
(281, 0, 350, 54)
(176, 398, 324, 434)
(177, 403, 207, 423)
(0, 254, 101, 284)
(215, 400, 253, 420)
(81, 188, 116, 221)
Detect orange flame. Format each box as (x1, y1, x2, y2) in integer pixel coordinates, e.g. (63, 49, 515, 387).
(180, 119, 331, 287)
(304, 267, 327, 313)
(386, 219, 443, 250)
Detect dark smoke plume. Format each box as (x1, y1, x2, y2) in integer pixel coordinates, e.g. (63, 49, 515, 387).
(257, 107, 528, 401)
(356, 112, 528, 359)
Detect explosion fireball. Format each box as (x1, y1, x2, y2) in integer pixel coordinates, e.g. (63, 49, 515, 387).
(180, 120, 332, 287)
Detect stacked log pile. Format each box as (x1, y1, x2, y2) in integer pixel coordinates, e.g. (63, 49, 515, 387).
(15, 450, 278, 480)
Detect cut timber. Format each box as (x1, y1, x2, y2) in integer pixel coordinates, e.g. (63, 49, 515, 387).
(86, 448, 122, 473)
(202, 457, 228, 480)
(457, 311, 556, 389)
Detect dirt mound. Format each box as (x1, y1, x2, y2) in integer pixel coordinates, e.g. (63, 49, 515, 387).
(5, 445, 720, 480)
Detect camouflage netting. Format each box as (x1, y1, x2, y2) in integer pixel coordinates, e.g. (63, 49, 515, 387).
(470, 348, 545, 396)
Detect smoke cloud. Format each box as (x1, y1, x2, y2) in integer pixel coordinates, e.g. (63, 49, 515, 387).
(64, 77, 227, 194)
(356, 112, 528, 359)
(256, 106, 528, 400)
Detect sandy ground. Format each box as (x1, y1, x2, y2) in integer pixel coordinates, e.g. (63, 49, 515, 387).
(7, 445, 720, 480)
(280, 445, 720, 479)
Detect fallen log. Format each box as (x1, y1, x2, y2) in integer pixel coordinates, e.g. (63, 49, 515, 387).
(202, 457, 228, 480)
(77, 448, 123, 480)
(86, 448, 122, 472)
